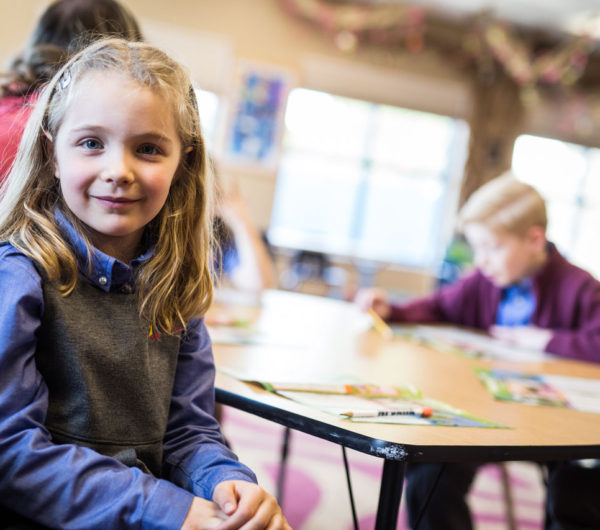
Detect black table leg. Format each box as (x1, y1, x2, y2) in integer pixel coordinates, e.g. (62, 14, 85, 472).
(375, 459, 406, 530)
(276, 427, 291, 504)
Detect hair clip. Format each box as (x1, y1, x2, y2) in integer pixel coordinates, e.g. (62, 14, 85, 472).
(58, 70, 72, 91)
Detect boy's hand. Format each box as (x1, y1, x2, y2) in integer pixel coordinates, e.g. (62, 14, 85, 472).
(490, 325, 552, 351)
(354, 288, 391, 320)
(180, 497, 228, 530)
(212, 480, 290, 529)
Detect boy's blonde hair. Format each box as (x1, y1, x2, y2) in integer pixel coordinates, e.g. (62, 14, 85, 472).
(457, 172, 547, 237)
(0, 38, 214, 333)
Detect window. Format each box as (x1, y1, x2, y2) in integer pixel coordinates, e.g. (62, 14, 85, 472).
(268, 88, 469, 269)
(195, 87, 221, 149)
(512, 134, 600, 279)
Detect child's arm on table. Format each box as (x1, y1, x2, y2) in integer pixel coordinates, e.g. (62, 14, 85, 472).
(529, 278, 600, 362)
(355, 272, 484, 325)
(544, 280, 600, 363)
(492, 278, 600, 363)
(490, 325, 552, 351)
(162, 319, 288, 529)
(355, 287, 392, 319)
(0, 249, 196, 529)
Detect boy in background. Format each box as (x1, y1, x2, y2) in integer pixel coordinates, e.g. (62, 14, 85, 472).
(355, 173, 600, 529)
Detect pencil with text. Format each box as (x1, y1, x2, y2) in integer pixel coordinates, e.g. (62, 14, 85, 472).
(367, 308, 394, 339)
(341, 405, 433, 418)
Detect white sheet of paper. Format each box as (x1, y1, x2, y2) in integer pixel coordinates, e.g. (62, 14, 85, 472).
(410, 325, 552, 362)
(543, 374, 600, 414)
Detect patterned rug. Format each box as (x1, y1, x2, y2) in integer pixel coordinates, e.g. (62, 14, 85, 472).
(221, 406, 546, 529)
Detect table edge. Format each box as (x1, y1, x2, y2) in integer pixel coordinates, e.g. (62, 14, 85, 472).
(216, 387, 600, 463)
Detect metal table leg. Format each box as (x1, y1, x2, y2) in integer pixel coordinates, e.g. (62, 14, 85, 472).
(375, 459, 406, 530)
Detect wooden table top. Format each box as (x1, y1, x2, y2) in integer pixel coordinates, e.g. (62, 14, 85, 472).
(211, 289, 600, 462)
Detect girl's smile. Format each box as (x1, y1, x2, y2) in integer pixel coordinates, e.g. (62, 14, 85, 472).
(52, 70, 182, 262)
(91, 195, 142, 208)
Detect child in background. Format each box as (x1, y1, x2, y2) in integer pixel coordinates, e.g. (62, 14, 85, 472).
(355, 173, 600, 529)
(211, 156, 276, 293)
(357, 173, 600, 362)
(0, 38, 288, 530)
(0, 0, 144, 184)
(209, 157, 276, 431)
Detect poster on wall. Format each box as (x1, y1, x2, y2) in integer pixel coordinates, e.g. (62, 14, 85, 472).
(223, 61, 293, 170)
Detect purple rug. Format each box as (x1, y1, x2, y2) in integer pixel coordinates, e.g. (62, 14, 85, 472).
(221, 406, 545, 529)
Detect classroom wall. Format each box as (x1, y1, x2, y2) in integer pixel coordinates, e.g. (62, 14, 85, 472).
(2, 0, 597, 296)
(130, 0, 473, 234)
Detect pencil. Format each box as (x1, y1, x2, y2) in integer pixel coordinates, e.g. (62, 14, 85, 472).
(367, 308, 394, 339)
(342, 406, 433, 418)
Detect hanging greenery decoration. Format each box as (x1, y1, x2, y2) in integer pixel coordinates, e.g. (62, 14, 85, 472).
(464, 18, 594, 103)
(277, 0, 427, 53)
(278, 0, 596, 101)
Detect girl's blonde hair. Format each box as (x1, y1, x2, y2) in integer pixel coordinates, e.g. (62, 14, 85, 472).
(0, 38, 214, 333)
(457, 171, 547, 237)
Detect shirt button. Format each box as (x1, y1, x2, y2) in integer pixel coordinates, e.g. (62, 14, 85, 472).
(98, 276, 108, 286)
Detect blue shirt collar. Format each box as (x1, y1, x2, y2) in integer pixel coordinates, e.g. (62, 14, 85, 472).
(506, 277, 533, 295)
(497, 277, 536, 326)
(55, 209, 154, 293)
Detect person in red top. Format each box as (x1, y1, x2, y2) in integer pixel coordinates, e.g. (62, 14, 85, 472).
(0, 0, 143, 185)
(0, 92, 40, 181)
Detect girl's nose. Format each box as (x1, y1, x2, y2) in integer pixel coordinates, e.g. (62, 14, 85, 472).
(100, 152, 134, 184)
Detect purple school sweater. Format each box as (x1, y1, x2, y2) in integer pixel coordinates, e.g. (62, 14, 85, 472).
(389, 244, 600, 363)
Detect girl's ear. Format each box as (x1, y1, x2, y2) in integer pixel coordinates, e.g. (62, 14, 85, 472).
(43, 131, 60, 179)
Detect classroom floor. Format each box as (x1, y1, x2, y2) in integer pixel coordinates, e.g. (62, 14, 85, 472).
(221, 406, 546, 529)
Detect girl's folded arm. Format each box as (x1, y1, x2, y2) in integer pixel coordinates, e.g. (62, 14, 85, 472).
(0, 250, 193, 530)
(162, 317, 257, 500)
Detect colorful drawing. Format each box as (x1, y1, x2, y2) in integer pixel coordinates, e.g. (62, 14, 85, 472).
(477, 368, 600, 414)
(476, 368, 569, 407)
(224, 62, 292, 169)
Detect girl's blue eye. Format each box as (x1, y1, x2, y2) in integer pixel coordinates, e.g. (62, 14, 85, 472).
(83, 139, 102, 150)
(138, 144, 160, 156)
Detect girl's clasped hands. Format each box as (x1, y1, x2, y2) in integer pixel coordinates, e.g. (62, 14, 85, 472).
(182, 481, 290, 529)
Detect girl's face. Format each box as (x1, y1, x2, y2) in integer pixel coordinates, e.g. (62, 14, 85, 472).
(52, 71, 183, 262)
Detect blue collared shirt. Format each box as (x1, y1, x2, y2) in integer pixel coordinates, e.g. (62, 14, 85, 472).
(0, 212, 256, 529)
(496, 278, 536, 326)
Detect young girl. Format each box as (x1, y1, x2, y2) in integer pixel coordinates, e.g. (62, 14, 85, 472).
(0, 38, 288, 530)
